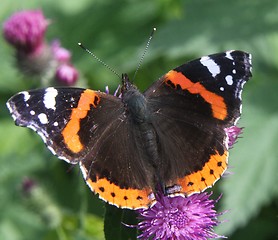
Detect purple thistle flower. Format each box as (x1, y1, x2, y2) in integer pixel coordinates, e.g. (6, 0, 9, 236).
(51, 40, 71, 63)
(137, 192, 225, 240)
(3, 10, 80, 85)
(225, 126, 243, 148)
(55, 63, 79, 85)
(3, 10, 49, 54)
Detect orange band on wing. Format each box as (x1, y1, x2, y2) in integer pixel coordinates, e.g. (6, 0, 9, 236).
(176, 150, 228, 196)
(86, 176, 153, 209)
(87, 151, 227, 207)
(165, 70, 227, 120)
(62, 90, 100, 153)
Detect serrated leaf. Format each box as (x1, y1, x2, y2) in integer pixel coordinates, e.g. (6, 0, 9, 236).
(216, 80, 278, 236)
(229, 203, 278, 240)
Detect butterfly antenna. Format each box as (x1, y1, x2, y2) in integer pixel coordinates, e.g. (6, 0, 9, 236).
(78, 42, 121, 79)
(132, 27, 156, 82)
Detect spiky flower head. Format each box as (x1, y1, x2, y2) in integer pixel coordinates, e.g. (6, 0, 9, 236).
(225, 126, 243, 148)
(51, 40, 71, 63)
(137, 192, 224, 240)
(3, 10, 79, 85)
(55, 63, 79, 85)
(3, 10, 49, 54)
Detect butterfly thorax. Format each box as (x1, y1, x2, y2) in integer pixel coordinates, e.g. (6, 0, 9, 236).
(121, 74, 149, 123)
(121, 74, 162, 188)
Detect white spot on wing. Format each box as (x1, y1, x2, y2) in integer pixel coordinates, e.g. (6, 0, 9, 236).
(47, 146, 57, 155)
(11, 114, 17, 122)
(37, 131, 47, 144)
(220, 87, 224, 91)
(53, 121, 58, 127)
(200, 56, 220, 77)
(27, 125, 37, 132)
(6, 101, 13, 114)
(58, 155, 71, 162)
(232, 69, 236, 74)
(225, 75, 233, 85)
(27, 125, 48, 144)
(44, 87, 58, 110)
(21, 91, 30, 102)
(236, 80, 246, 100)
(30, 110, 35, 115)
(38, 113, 48, 124)
(79, 162, 88, 179)
(225, 51, 234, 60)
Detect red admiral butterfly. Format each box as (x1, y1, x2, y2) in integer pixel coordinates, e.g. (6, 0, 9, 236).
(7, 50, 252, 209)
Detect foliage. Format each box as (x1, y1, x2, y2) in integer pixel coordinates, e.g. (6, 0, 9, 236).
(1, 0, 277, 239)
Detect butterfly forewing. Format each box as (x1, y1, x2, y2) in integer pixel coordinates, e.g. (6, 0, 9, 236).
(7, 87, 118, 162)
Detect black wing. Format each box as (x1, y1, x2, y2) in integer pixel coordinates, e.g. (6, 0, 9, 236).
(7, 87, 154, 209)
(144, 50, 252, 193)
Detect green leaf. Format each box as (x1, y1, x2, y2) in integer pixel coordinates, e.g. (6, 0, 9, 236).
(229, 202, 278, 240)
(104, 204, 138, 240)
(216, 77, 278, 236)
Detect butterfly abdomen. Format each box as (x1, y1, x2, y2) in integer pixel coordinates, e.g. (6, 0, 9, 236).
(122, 82, 163, 187)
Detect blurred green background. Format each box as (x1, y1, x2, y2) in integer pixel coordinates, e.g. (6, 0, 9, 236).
(1, 0, 278, 239)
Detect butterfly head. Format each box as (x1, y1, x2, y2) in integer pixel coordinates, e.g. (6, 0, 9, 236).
(121, 73, 138, 95)
(121, 73, 132, 89)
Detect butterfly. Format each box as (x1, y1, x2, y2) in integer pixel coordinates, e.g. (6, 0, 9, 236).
(7, 50, 252, 209)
